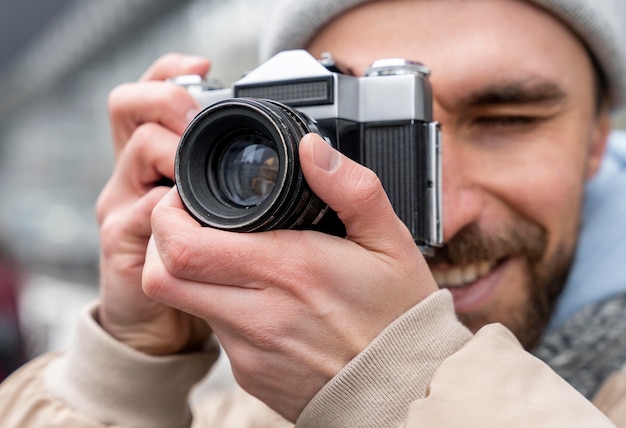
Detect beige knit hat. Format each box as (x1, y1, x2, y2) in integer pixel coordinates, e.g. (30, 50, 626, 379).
(259, 0, 626, 110)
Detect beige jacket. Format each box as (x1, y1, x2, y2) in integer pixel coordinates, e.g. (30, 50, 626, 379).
(0, 290, 623, 427)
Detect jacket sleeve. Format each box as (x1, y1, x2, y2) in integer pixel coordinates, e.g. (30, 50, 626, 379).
(297, 290, 616, 428)
(0, 300, 219, 428)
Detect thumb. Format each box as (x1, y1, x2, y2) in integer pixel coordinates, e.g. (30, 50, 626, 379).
(299, 133, 412, 251)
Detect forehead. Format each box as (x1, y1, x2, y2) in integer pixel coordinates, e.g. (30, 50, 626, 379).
(306, 0, 594, 108)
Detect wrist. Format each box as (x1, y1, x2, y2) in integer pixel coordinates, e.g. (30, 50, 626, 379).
(97, 304, 212, 356)
(45, 300, 220, 428)
(297, 290, 471, 427)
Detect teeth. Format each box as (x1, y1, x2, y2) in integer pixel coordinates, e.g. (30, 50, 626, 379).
(432, 260, 494, 288)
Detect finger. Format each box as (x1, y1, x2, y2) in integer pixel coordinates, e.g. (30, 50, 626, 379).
(139, 53, 210, 82)
(108, 53, 209, 158)
(116, 122, 181, 189)
(143, 225, 307, 343)
(148, 188, 257, 287)
(98, 184, 170, 245)
(96, 123, 180, 220)
(143, 235, 257, 318)
(299, 133, 413, 253)
(148, 188, 338, 287)
(108, 81, 200, 158)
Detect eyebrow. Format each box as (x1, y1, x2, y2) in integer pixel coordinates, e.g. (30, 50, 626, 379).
(457, 79, 568, 110)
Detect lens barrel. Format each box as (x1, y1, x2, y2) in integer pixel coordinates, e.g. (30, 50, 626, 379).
(175, 98, 344, 235)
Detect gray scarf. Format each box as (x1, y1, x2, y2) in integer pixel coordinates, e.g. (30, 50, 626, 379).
(533, 292, 626, 400)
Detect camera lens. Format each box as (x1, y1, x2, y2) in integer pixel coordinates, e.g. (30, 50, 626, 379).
(175, 98, 344, 235)
(218, 134, 279, 207)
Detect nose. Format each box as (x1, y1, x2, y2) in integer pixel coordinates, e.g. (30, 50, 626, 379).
(440, 129, 484, 242)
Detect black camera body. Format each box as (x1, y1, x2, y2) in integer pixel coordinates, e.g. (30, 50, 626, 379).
(174, 50, 442, 253)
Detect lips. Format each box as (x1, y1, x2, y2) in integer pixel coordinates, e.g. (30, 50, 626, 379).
(430, 259, 505, 314)
(431, 260, 494, 288)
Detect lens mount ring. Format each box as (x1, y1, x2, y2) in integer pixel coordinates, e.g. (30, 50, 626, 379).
(175, 97, 322, 232)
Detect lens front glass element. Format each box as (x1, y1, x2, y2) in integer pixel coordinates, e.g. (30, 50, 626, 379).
(218, 134, 279, 207)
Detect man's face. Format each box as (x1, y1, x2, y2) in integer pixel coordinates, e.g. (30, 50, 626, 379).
(307, 0, 609, 348)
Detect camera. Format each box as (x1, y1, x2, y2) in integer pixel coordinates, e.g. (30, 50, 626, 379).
(173, 50, 442, 254)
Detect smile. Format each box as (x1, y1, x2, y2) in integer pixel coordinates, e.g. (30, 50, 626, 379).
(430, 259, 508, 314)
(431, 260, 495, 288)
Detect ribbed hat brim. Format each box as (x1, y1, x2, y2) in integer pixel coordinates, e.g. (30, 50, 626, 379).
(259, 0, 626, 110)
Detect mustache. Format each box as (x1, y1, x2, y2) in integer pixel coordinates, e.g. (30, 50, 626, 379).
(427, 221, 548, 267)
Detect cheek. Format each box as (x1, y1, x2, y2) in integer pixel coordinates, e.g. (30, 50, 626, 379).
(484, 132, 588, 254)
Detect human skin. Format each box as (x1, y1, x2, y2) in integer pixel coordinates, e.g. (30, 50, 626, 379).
(102, 52, 438, 422)
(306, 0, 610, 348)
(99, 0, 611, 423)
(98, 53, 213, 355)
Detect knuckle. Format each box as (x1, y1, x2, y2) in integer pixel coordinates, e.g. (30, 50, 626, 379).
(352, 168, 384, 204)
(142, 262, 169, 300)
(131, 122, 161, 147)
(246, 322, 283, 351)
(107, 83, 133, 117)
(159, 237, 194, 277)
(241, 296, 293, 352)
(123, 122, 168, 165)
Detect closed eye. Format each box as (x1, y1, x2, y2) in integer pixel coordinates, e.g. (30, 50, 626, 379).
(471, 115, 545, 130)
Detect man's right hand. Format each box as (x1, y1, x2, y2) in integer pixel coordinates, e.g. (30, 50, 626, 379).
(95, 53, 212, 355)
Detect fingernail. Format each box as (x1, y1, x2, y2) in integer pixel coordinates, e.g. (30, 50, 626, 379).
(311, 135, 340, 171)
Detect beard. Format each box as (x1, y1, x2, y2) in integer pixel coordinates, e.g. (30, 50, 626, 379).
(427, 218, 575, 350)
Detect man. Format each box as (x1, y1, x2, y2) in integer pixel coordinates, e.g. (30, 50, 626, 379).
(1, 0, 626, 426)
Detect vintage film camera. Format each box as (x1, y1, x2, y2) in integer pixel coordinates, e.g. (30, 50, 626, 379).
(173, 50, 442, 254)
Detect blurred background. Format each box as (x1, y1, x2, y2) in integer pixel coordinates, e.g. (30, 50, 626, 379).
(0, 0, 625, 382)
(0, 0, 279, 387)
